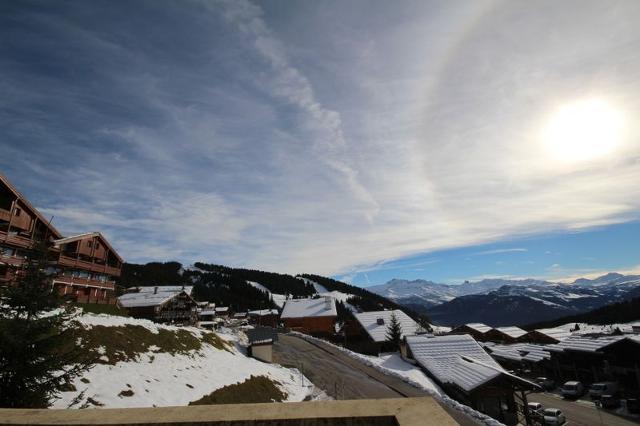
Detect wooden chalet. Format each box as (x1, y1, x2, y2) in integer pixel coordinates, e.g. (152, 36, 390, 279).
(524, 327, 572, 344)
(484, 326, 528, 344)
(405, 334, 540, 425)
(0, 173, 122, 304)
(248, 309, 279, 327)
(117, 286, 197, 324)
(546, 335, 640, 394)
(280, 297, 337, 337)
(346, 309, 422, 355)
(449, 323, 493, 341)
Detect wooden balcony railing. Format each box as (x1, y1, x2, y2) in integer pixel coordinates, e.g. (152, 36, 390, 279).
(57, 255, 121, 277)
(0, 254, 25, 267)
(0, 209, 11, 222)
(53, 276, 116, 290)
(0, 230, 33, 249)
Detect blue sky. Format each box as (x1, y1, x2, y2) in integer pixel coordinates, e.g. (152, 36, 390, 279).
(1, 1, 640, 285)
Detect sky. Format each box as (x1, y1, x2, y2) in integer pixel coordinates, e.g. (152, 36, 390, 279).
(1, 0, 640, 285)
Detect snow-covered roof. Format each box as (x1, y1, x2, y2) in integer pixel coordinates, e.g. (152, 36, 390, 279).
(487, 343, 551, 363)
(407, 334, 538, 393)
(215, 307, 229, 312)
(353, 310, 420, 343)
(494, 326, 527, 339)
(551, 335, 627, 353)
(407, 334, 504, 392)
(280, 297, 337, 319)
(534, 327, 572, 341)
(133, 286, 193, 296)
(118, 286, 193, 308)
(458, 323, 492, 334)
(248, 309, 279, 316)
(199, 309, 216, 316)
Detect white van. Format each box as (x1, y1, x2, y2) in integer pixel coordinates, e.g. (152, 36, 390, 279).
(589, 382, 618, 399)
(561, 381, 584, 398)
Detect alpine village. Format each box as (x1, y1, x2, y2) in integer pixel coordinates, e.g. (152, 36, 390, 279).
(2, 171, 640, 426)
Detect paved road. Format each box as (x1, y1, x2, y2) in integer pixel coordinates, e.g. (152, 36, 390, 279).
(530, 392, 640, 426)
(273, 333, 479, 425)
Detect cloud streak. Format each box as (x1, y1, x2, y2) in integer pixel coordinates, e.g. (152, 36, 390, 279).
(2, 1, 640, 278)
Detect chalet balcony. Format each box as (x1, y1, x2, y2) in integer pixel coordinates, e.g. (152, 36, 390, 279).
(0, 229, 33, 249)
(0, 253, 25, 267)
(57, 255, 121, 277)
(0, 208, 11, 223)
(0, 208, 31, 231)
(53, 276, 116, 290)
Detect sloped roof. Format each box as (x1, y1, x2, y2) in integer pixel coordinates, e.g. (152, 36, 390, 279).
(494, 326, 527, 339)
(135, 286, 193, 295)
(552, 335, 626, 353)
(248, 309, 279, 316)
(280, 297, 337, 319)
(406, 334, 504, 392)
(118, 286, 193, 308)
(533, 327, 572, 342)
(407, 334, 539, 393)
(53, 232, 124, 262)
(458, 323, 492, 334)
(353, 310, 420, 343)
(487, 343, 551, 363)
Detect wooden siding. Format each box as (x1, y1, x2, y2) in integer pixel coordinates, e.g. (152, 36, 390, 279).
(282, 316, 336, 336)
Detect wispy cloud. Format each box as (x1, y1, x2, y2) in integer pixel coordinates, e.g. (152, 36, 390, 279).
(2, 1, 640, 278)
(473, 248, 528, 256)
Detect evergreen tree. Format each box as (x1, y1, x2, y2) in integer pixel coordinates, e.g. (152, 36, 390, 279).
(0, 240, 92, 408)
(385, 312, 403, 351)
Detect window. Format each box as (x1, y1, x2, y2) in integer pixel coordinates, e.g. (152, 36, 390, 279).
(13, 208, 21, 217)
(87, 241, 92, 248)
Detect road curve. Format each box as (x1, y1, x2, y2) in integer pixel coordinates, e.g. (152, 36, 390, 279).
(273, 333, 479, 425)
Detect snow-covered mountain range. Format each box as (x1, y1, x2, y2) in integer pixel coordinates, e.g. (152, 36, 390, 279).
(367, 273, 640, 326)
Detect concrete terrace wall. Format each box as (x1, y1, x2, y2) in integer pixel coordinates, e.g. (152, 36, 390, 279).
(0, 397, 457, 426)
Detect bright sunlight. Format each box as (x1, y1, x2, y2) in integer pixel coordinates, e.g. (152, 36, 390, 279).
(542, 98, 625, 164)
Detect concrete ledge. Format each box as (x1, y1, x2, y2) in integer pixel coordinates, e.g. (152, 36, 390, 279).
(0, 397, 458, 426)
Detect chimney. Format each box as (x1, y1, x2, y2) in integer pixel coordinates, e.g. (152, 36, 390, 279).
(154, 286, 158, 294)
(376, 318, 385, 326)
(324, 296, 332, 309)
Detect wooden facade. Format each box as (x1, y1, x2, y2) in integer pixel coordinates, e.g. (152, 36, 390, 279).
(0, 173, 123, 303)
(118, 288, 198, 325)
(282, 316, 336, 336)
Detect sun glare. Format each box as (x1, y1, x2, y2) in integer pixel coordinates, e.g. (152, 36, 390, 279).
(542, 98, 624, 164)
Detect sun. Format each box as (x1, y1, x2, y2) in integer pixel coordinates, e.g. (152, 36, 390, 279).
(542, 98, 624, 164)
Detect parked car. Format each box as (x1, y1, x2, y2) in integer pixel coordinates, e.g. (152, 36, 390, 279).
(528, 402, 543, 414)
(626, 398, 640, 414)
(543, 408, 566, 425)
(588, 382, 618, 399)
(561, 381, 584, 399)
(536, 377, 556, 391)
(600, 395, 620, 409)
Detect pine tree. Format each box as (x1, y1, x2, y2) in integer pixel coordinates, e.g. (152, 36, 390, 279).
(385, 312, 403, 351)
(0, 240, 92, 408)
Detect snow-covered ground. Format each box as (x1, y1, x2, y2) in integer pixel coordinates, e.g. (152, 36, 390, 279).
(53, 314, 316, 409)
(297, 277, 358, 311)
(246, 281, 288, 308)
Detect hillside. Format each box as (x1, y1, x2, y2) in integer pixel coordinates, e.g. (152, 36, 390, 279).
(115, 262, 429, 322)
(53, 312, 317, 408)
(524, 296, 640, 330)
